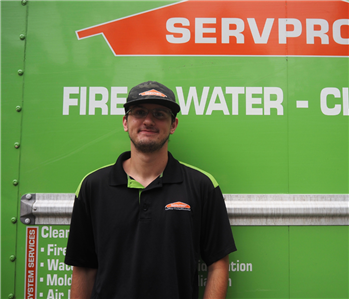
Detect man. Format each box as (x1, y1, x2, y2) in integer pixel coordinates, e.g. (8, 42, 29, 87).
(65, 81, 237, 299)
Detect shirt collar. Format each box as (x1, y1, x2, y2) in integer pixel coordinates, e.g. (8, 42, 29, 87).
(109, 151, 183, 186)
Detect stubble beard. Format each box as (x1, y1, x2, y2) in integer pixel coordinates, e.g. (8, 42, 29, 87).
(129, 134, 170, 153)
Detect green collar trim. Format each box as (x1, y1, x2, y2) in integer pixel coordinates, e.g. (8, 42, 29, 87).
(127, 173, 163, 189)
(127, 175, 144, 189)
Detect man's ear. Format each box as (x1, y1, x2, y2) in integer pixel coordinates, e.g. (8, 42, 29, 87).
(170, 118, 178, 134)
(122, 115, 128, 132)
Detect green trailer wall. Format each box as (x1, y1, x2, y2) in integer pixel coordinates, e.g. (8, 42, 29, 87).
(1, 0, 348, 298)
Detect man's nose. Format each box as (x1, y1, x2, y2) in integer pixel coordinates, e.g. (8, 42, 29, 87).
(142, 111, 155, 123)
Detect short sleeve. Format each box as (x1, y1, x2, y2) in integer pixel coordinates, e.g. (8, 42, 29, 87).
(200, 185, 237, 266)
(64, 178, 98, 268)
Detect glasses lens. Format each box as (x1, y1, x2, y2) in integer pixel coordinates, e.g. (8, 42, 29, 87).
(152, 109, 171, 120)
(129, 107, 172, 120)
(131, 107, 148, 118)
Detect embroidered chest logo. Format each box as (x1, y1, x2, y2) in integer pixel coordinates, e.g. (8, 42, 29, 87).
(165, 202, 191, 211)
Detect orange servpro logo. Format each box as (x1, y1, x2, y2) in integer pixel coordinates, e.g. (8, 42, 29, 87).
(165, 201, 191, 211)
(76, 0, 349, 57)
(139, 89, 167, 98)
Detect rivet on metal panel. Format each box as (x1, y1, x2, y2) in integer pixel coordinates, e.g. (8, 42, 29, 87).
(8, 294, 14, 299)
(18, 69, 24, 76)
(19, 34, 26, 40)
(21, 0, 27, 5)
(11, 217, 17, 223)
(25, 218, 31, 224)
(13, 180, 18, 186)
(9, 255, 16, 262)
(16, 106, 22, 112)
(25, 193, 32, 200)
(14, 142, 20, 149)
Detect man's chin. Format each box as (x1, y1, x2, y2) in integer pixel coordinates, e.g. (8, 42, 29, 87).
(134, 142, 162, 153)
(130, 136, 169, 153)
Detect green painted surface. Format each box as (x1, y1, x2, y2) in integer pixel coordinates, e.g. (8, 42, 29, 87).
(1, 1, 28, 298)
(288, 57, 349, 193)
(289, 226, 349, 299)
(1, 1, 348, 298)
(16, 226, 72, 299)
(11, 226, 349, 299)
(226, 226, 289, 298)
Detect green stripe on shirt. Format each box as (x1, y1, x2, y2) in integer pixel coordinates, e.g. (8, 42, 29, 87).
(75, 164, 114, 197)
(179, 161, 219, 188)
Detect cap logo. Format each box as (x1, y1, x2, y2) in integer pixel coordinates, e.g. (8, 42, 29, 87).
(165, 202, 191, 211)
(139, 89, 167, 98)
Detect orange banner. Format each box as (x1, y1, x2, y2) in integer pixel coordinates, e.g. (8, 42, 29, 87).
(76, 0, 348, 56)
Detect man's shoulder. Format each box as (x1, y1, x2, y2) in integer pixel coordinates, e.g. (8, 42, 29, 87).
(75, 151, 130, 197)
(85, 163, 114, 180)
(178, 160, 219, 188)
(75, 163, 114, 197)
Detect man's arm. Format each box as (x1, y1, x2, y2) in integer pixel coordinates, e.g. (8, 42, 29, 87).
(203, 255, 230, 299)
(70, 266, 97, 299)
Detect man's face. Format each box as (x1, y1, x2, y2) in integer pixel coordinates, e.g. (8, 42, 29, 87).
(123, 103, 178, 153)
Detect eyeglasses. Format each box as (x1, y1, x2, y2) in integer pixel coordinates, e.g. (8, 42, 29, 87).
(126, 107, 174, 120)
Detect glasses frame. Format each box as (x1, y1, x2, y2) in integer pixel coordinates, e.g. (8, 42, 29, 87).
(126, 106, 175, 121)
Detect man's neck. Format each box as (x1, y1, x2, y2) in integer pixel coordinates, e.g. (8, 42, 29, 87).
(123, 145, 169, 188)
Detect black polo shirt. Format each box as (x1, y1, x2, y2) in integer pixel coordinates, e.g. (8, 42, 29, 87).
(65, 151, 236, 299)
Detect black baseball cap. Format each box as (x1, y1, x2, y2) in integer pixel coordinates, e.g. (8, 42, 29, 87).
(124, 81, 181, 116)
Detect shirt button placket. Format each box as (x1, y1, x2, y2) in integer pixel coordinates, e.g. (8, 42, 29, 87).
(140, 192, 151, 220)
